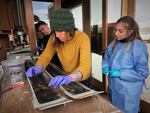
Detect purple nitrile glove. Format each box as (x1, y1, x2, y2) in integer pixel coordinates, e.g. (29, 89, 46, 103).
(48, 75, 73, 88)
(26, 66, 43, 77)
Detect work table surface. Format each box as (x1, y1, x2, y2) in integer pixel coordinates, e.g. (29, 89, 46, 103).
(1, 80, 122, 113)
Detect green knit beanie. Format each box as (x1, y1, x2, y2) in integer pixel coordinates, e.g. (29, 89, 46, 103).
(50, 9, 75, 31)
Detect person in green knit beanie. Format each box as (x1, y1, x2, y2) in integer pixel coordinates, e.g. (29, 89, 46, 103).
(26, 8, 91, 88)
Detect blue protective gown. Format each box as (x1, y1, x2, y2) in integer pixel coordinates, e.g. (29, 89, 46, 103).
(102, 39, 149, 113)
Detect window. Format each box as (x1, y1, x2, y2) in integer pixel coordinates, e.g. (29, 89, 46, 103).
(32, 1, 53, 26)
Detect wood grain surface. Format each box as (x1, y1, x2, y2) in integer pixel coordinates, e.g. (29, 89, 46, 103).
(1, 80, 122, 113)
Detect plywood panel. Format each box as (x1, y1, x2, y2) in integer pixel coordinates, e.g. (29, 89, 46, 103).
(23, 0, 36, 52)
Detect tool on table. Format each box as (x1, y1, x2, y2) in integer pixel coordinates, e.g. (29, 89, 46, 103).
(1, 81, 24, 94)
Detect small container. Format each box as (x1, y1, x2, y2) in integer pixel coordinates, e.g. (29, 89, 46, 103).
(10, 69, 23, 84)
(1, 59, 25, 85)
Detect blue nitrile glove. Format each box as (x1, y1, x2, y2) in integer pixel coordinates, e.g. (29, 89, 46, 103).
(26, 66, 43, 77)
(109, 70, 121, 77)
(102, 66, 109, 74)
(35, 47, 42, 52)
(48, 75, 73, 88)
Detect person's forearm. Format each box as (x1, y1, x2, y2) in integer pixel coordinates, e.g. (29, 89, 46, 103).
(69, 70, 82, 81)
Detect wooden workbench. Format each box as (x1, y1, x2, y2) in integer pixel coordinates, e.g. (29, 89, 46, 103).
(1, 80, 122, 113)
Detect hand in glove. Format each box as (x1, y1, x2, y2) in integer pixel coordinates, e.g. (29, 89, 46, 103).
(102, 66, 109, 74)
(48, 75, 73, 88)
(26, 66, 43, 77)
(35, 47, 43, 52)
(109, 70, 121, 77)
